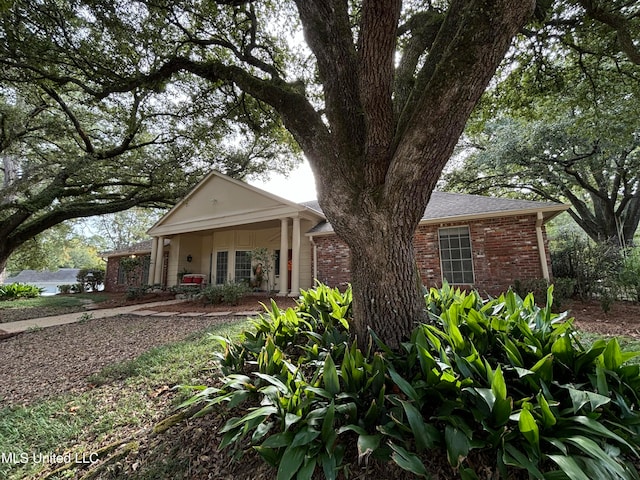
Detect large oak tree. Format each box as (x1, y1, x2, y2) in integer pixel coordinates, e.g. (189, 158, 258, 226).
(0, 76, 297, 275)
(3, 0, 634, 346)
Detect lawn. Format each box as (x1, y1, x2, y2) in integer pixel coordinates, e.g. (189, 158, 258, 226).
(0, 294, 111, 323)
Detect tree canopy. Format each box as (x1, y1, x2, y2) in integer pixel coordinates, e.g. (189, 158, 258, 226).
(445, 0, 640, 246)
(0, 50, 298, 273)
(1, 0, 637, 345)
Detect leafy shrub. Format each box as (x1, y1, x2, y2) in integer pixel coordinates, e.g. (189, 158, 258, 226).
(0, 282, 44, 300)
(551, 234, 622, 300)
(552, 276, 576, 303)
(513, 277, 548, 300)
(76, 268, 105, 292)
(619, 248, 640, 302)
(126, 285, 152, 300)
(57, 284, 73, 294)
(513, 278, 576, 309)
(181, 284, 640, 479)
(196, 282, 250, 306)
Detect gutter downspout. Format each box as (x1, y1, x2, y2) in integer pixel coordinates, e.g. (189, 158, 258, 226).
(536, 212, 550, 281)
(309, 235, 317, 283)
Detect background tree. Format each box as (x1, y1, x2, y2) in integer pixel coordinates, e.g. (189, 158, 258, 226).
(0, 75, 298, 275)
(445, 0, 640, 246)
(85, 208, 164, 251)
(4, 223, 103, 274)
(2, 0, 635, 346)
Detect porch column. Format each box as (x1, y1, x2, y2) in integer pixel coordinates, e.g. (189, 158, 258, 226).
(290, 217, 301, 296)
(153, 236, 165, 285)
(278, 218, 289, 296)
(148, 237, 158, 285)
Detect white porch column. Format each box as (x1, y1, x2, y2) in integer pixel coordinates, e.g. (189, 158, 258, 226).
(153, 236, 165, 285)
(148, 237, 158, 285)
(290, 217, 301, 296)
(278, 218, 289, 296)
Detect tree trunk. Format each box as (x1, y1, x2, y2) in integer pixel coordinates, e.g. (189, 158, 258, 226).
(348, 224, 425, 348)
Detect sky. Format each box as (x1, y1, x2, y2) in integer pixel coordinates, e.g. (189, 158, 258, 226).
(249, 159, 318, 203)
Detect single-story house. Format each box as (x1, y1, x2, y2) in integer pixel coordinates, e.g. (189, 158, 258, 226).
(103, 171, 569, 295)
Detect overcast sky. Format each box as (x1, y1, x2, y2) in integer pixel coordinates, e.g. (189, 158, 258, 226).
(249, 159, 318, 203)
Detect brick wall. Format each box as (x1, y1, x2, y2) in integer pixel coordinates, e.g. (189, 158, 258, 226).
(104, 253, 168, 292)
(314, 215, 552, 295)
(104, 256, 122, 292)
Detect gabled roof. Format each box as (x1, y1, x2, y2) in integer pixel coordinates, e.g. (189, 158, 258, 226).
(148, 170, 324, 237)
(306, 191, 569, 235)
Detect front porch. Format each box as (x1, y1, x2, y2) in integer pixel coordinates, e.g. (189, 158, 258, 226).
(147, 217, 316, 296)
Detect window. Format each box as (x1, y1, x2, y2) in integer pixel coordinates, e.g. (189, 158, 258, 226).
(439, 227, 474, 284)
(234, 250, 252, 283)
(215, 251, 228, 284)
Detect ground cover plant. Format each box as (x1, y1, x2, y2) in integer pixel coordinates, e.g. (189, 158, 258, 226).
(184, 283, 640, 479)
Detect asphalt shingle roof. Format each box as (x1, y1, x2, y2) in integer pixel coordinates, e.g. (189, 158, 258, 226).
(304, 191, 566, 235)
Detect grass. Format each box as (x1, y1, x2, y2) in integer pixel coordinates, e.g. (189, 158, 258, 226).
(0, 293, 110, 310)
(0, 319, 249, 480)
(0, 294, 112, 323)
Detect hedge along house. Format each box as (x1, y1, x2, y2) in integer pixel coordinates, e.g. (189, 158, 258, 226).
(111, 171, 569, 295)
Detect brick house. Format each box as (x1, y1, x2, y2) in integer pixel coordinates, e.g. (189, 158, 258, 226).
(102, 239, 169, 293)
(103, 171, 569, 295)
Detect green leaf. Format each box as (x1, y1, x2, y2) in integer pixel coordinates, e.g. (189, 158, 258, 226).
(493, 397, 513, 427)
(357, 434, 381, 460)
(537, 393, 556, 428)
(547, 455, 590, 480)
(570, 416, 634, 451)
(530, 353, 554, 383)
(291, 426, 321, 448)
(276, 445, 306, 480)
(518, 407, 539, 448)
(388, 366, 419, 402)
(399, 399, 440, 451)
(445, 425, 470, 467)
(261, 431, 295, 448)
(564, 436, 628, 478)
(491, 366, 507, 402)
(220, 406, 278, 433)
(602, 338, 623, 370)
(567, 387, 611, 413)
(254, 372, 290, 394)
(323, 354, 340, 396)
(296, 457, 316, 480)
(502, 443, 544, 479)
(253, 446, 280, 466)
(321, 401, 335, 445)
(389, 442, 430, 478)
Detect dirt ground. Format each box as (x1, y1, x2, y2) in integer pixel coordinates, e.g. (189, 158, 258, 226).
(563, 298, 640, 338)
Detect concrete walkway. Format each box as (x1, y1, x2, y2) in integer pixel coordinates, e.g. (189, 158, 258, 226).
(0, 299, 189, 335)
